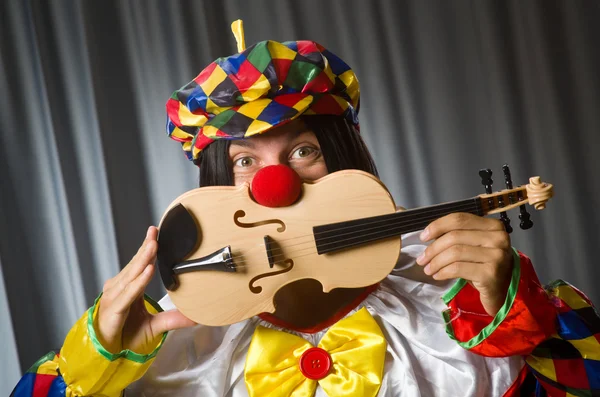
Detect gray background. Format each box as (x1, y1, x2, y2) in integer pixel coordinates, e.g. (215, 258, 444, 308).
(1, 0, 599, 393)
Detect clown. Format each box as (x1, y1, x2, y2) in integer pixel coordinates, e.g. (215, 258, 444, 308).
(13, 21, 599, 397)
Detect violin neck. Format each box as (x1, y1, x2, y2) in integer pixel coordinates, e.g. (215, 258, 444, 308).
(313, 182, 535, 255)
(313, 197, 482, 254)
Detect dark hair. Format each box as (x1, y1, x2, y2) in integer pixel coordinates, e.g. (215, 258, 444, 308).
(195, 115, 378, 187)
(195, 139, 234, 187)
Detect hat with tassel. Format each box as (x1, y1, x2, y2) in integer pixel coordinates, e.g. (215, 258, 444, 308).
(166, 20, 360, 163)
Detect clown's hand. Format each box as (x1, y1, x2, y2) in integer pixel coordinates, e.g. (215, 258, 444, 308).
(416, 213, 513, 316)
(96, 226, 196, 354)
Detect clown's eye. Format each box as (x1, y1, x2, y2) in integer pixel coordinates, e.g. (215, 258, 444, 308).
(234, 157, 254, 167)
(291, 146, 318, 159)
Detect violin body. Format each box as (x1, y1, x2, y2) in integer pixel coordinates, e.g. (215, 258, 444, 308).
(160, 170, 401, 326)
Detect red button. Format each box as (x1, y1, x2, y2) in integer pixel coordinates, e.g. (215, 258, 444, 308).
(299, 347, 332, 380)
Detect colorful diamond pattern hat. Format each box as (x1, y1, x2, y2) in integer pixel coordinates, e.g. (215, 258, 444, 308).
(166, 20, 360, 162)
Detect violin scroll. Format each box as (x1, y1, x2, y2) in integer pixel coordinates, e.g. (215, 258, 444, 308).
(526, 176, 553, 210)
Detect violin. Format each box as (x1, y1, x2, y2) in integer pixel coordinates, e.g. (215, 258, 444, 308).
(156, 167, 553, 326)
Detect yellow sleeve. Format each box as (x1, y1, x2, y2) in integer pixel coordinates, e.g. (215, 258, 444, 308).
(58, 294, 167, 397)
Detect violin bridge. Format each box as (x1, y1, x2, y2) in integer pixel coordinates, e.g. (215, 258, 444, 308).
(172, 246, 236, 273)
(264, 235, 276, 268)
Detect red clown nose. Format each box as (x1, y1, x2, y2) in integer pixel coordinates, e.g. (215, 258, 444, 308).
(251, 165, 302, 207)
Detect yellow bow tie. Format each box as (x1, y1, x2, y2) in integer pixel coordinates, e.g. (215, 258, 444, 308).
(244, 308, 387, 397)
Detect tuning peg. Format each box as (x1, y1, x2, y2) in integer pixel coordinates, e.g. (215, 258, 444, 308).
(479, 168, 495, 210)
(479, 169, 493, 194)
(519, 209, 534, 229)
(502, 164, 514, 190)
(498, 200, 513, 233)
(498, 164, 513, 233)
(480, 168, 511, 232)
(502, 164, 534, 230)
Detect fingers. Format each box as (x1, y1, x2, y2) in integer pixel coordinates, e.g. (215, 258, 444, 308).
(97, 262, 153, 353)
(104, 226, 158, 292)
(150, 310, 197, 335)
(417, 229, 510, 267)
(102, 226, 158, 312)
(110, 264, 155, 314)
(415, 213, 513, 316)
(421, 245, 507, 280)
(420, 213, 505, 242)
(425, 260, 482, 281)
(121, 226, 158, 284)
(416, 213, 510, 280)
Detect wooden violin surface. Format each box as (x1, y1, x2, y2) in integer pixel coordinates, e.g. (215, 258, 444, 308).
(159, 170, 401, 326)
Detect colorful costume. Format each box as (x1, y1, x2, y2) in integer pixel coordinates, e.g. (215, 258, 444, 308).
(12, 233, 600, 396)
(12, 21, 600, 397)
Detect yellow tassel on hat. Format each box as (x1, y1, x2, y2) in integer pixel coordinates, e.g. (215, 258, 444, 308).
(231, 19, 246, 52)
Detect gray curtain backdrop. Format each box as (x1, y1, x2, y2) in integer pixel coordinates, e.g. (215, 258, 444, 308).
(1, 0, 599, 393)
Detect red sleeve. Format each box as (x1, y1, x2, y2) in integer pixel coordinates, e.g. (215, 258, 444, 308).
(441, 249, 556, 357)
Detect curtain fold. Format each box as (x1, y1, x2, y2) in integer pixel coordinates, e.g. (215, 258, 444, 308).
(2, 0, 599, 393)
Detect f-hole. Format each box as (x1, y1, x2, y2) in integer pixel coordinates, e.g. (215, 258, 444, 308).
(249, 259, 294, 294)
(234, 210, 286, 232)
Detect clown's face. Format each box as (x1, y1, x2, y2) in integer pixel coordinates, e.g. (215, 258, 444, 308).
(228, 119, 329, 186)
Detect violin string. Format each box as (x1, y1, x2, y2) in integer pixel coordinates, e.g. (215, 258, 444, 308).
(227, 201, 481, 269)
(277, 201, 480, 247)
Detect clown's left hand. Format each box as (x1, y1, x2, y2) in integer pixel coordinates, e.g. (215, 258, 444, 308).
(416, 213, 513, 316)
